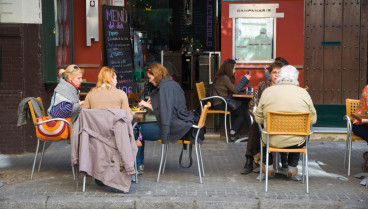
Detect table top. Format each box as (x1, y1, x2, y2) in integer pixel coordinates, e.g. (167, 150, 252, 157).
(132, 109, 148, 122)
(232, 92, 254, 99)
(351, 113, 368, 124)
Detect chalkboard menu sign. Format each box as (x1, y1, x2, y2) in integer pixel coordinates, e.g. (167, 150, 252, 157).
(102, 5, 134, 94)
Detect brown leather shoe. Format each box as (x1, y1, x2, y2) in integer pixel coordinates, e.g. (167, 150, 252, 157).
(262, 164, 275, 177)
(286, 167, 298, 179)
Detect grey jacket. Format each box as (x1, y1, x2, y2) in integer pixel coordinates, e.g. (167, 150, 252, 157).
(71, 109, 137, 193)
(17, 97, 43, 126)
(48, 78, 81, 122)
(151, 78, 195, 143)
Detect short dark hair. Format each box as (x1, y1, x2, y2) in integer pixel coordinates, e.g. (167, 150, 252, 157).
(268, 60, 286, 73)
(275, 57, 289, 65)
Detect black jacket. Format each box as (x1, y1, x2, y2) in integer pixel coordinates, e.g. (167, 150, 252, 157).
(151, 78, 195, 143)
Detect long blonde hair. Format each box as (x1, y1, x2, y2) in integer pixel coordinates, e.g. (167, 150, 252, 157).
(92, 66, 116, 91)
(59, 65, 84, 81)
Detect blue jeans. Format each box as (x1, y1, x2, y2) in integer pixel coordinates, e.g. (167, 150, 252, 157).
(136, 122, 161, 169)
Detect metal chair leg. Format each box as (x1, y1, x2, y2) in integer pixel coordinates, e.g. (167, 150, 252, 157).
(275, 152, 279, 171)
(38, 141, 47, 172)
(198, 144, 204, 177)
(306, 146, 309, 193)
(224, 113, 228, 143)
(265, 144, 269, 192)
(157, 144, 166, 182)
(195, 143, 203, 183)
(162, 144, 168, 174)
(71, 163, 76, 181)
(348, 138, 353, 176)
(82, 173, 86, 192)
(260, 140, 263, 182)
(135, 160, 138, 184)
(344, 132, 350, 169)
(302, 153, 305, 184)
(30, 139, 40, 180)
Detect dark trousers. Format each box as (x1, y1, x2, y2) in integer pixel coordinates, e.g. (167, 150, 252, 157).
(352, 124, 368, 143)
(213, 101, 251, 134)
(262, 141, 306, 167)
(246, 122, 288, 161)
(246, 122, 260, 156)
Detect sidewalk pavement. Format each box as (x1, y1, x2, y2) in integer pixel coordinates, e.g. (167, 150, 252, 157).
(0, 137, 368, 209)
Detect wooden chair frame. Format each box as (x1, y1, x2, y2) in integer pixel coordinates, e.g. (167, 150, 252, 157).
(343, 99, 365, 176)
(195, 82, 232, 143)
(258, 111, 313, 193)
(156, 102, 211, 183)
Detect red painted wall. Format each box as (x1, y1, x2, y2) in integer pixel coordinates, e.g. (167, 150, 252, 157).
(73, 1, 103, 82)
(221, 0, 304, 89)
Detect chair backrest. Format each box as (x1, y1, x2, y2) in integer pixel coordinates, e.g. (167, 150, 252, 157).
(266, 111, 312, 136)
(28, 97, 46, 125)
(196, 82, 206, 100)
(128, 89, 144, 107)
(197, 102, 211, 129)
(346, 99, 360, 119)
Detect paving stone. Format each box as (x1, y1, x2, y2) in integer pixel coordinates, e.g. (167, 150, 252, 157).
(0, 140, 368, 208)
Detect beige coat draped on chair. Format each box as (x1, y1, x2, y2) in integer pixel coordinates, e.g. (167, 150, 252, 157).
(71, 109, 137, 193)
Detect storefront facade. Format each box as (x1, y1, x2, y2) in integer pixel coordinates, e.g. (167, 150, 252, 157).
(0, 0, 367, 153)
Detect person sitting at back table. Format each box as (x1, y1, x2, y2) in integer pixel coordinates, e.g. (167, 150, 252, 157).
(242, 60, 287, 175)
(138, 63, 198, 144)
(254, 65, 317, 180)
(83, 66, 133, 120)
(48, 64, 84, 123)
(351, 85, 368, 143)
(264, 57, 289, 81)
(212, 59, 251, 141)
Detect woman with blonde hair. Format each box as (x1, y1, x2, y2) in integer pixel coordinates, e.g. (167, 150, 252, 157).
(48, 64, 84, 122)
(83, 66, 133, 120)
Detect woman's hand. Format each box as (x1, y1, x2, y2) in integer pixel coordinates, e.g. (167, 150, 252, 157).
(245, 74, 251, 80)
(79, 100, 85, 106)
(139, 100, 153, 111)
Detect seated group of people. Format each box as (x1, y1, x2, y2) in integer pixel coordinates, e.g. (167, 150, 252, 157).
(47, 57, 318, 190)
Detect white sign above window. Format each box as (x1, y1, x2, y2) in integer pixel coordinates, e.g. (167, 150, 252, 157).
(229, 4, 284, 18)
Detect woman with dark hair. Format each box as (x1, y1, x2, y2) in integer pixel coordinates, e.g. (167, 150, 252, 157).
(139, 63, 197, 144)
(212, 59, 251, 141)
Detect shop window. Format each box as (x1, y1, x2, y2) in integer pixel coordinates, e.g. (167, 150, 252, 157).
(233, 17, 275, 63)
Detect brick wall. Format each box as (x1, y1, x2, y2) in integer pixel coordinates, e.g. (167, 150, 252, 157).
(0, 24, 50, 154)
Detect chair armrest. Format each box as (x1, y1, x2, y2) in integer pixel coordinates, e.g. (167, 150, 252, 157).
(200, 96, 227, 104)
(35, 118, 72, 128)
(257, 123, 267, 134)
(199, 96, 229, 112)
(309, 125, 314, 135)
(343, 115, 351, 122)
(192, 125, 200, 129)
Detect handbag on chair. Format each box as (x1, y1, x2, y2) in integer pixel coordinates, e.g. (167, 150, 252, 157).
(35, 116, 72, 141)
